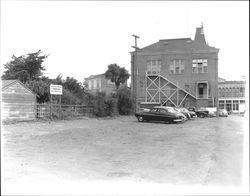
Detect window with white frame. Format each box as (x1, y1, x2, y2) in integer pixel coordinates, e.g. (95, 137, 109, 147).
(93, 79, 97, 89)
(88, 80, 92, 90)
(91, 80, 94, 89)
(192, 59, 208, 73)
(96, 79, 101, 89)
(147, 60, 162, 74)
(170, 60, 184, 74)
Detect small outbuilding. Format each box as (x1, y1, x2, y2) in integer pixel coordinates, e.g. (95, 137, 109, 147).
(1, 80, 36, 121)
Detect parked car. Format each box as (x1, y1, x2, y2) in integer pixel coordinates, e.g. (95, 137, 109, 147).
(139, 108, 150, 112)
(218, 109, 228, 117)
(203, 107, 217, 117)
(135, 106, 186, 123)
(187, 106, 209, 118)
(174, 107, 192, 119)
(185, 109, 197, 118)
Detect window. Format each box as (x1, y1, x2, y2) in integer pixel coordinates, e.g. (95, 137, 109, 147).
(150, 108, 158, 112)
(97, 79, 101, 89)
(197, 82, 208, 99)
(158, 109, 167, 114)
(88, 81, 91, 90)
(147, 60, 162, 74)
(93, 79, 97, 89)
(170, 60, 184, 74)
(233, 100, 239, 111)
(91, 80, 94, 89)
(192, 59, 208, 73)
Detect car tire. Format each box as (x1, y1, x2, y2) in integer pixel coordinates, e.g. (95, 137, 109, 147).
(138, 116, 144, 122)
(199, 113, 205, 118)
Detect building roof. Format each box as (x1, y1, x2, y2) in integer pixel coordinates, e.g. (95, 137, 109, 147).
(219, 80, 246, 84)
(1, 80, 17, 89)
(218, 77, 226, 82)
(194, 26, 206, 44)
(133, 26, 219, 54)
(136, 38, 219, 54)
(84, 73, 105, 80)
(1, 80, 36, 95)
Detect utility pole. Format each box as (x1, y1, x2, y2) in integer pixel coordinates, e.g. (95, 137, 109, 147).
(132, 34, 140, 113)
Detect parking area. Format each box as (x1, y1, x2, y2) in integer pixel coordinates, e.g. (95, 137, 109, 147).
(2, 114, 248, 195)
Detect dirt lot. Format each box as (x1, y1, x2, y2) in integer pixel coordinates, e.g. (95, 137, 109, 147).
(2, 114, 249, 195)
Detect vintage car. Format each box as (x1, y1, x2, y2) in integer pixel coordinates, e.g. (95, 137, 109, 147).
(218, 109, 228, 117)
(203, 107, 217, 117)
(174, 107, 193, 119)
(182, 108, 197, 118)
(135, 106, 186, 123)
(187, 106, 209, 118)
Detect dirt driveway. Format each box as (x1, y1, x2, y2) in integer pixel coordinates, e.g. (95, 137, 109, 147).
(2, 115, 249, 195)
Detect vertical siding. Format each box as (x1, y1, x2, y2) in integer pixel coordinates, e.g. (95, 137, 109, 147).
(2, 82, 36, 121)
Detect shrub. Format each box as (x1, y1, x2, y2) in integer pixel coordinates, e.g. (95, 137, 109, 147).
(104, 98, 115, 116)
(117, 86, 133, 115)
(92, 92, 115, 117)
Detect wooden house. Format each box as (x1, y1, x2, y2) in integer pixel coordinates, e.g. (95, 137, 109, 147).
(1, 80, 36, 121)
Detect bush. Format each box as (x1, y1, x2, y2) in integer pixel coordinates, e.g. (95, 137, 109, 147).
(92, 92, 115, 117)
(117, 86, 133, 115)
(61, 89, 82, 105)
(104, 98, 115, 116)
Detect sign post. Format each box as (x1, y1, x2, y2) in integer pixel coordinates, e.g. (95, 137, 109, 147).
(50, 84, 63, 119)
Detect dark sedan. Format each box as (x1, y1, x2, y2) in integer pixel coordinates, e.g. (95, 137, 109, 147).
(135, 106, 186, 123)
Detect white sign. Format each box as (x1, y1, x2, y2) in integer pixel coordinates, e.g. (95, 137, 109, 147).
(50, 84, 63, 95)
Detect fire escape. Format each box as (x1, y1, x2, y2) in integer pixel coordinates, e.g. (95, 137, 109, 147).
(144, 72, 197, 107)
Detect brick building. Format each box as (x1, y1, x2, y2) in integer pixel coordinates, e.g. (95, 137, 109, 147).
(218, 79, 246, 113)
(131, 25, 219, 111)
(84, 74, 116, 95)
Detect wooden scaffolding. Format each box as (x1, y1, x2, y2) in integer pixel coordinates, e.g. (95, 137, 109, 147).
(145, 73, 197, 107)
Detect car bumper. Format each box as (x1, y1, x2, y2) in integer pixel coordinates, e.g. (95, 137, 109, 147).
(173, 118, 185, 122)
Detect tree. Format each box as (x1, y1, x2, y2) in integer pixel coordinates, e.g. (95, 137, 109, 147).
(27, 79, 51, 103)
(105, 64, 130, 89)
(2, 50, 48, 83)
(117, 85, 133, 115)
(63, 77, 84, 95)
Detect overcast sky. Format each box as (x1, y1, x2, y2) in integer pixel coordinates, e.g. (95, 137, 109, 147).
(1, 1, 249, 83)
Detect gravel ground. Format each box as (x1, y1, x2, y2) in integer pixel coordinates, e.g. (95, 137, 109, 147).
(2, 114, 249, 195)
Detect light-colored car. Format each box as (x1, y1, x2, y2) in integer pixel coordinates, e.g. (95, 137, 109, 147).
(139, 108, 150, 112)
(219, 109, 228, 117)
(174, 107, 191, 119)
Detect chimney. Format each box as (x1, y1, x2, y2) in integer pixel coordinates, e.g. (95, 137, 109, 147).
(194, 23, 206, 44)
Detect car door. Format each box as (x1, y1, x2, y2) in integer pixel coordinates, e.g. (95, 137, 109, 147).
(144, 108, 158, 121)
(158, 108, 173, 122)
(153, 108, 165, 121)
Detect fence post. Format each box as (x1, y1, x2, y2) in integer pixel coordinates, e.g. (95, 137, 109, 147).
(50, 94, 52, 120)
(59, 96, 62, 119)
